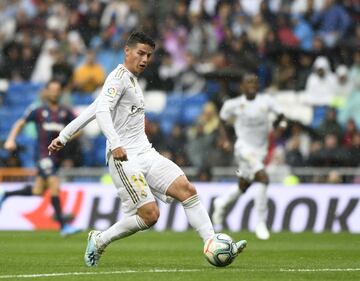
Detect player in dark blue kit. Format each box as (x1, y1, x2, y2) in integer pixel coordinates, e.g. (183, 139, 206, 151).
(0, 80, 80, 236)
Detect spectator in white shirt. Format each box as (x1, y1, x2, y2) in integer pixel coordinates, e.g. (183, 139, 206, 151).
(304, 56, 337, 106)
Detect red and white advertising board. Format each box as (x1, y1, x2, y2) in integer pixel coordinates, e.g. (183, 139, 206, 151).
(0, 183, 359, 233)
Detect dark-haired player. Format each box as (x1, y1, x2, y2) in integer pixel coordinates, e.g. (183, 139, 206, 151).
(49, 31, 247, 267)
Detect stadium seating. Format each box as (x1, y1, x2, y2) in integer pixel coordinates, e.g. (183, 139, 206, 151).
(5, 83, 42, 107)
(0, 82, 328, 168)
(311, 106, 328, 128)
(97, 49, 125, 75)
(71, 92, 95, 106)
(16, 135, 36, 168)
(157, 92, 208, 134)
(0, 83, 42, 167)
(159, 92, 183, 135)
(180, 93, 208, 125)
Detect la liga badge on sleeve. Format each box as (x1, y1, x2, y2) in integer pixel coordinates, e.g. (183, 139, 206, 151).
(107, 87, 117, 97)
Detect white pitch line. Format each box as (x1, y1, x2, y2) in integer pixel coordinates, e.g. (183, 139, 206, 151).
(280, 268, 360, 272)
(0, 269, 202, 279)
(1, 268, 360, 279)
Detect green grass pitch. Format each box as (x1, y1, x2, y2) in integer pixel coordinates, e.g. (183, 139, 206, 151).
(0, 230, 359, 281)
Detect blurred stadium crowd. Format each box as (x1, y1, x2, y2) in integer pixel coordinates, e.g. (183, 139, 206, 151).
(0, 0, 359, 183)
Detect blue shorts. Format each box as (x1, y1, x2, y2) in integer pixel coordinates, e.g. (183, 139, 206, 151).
(37, 157, 59, 178)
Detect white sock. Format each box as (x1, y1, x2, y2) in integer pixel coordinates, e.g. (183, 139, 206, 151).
(216, 187, 242, 210)
(97, 215, 148, 247)
(255, 183, 268, 224)
(182, 194, 215, 242)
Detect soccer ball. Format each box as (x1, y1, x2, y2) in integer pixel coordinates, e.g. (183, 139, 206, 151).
(203, 233, 238, 267)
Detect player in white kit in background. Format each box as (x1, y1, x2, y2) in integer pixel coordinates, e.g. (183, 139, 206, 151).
(212, 73, 287, 240)
(48, 31, 247, 266)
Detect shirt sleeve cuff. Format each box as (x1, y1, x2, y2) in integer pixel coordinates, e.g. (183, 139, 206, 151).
(58, 132, 69, 145)
(110, 138, 122, 151)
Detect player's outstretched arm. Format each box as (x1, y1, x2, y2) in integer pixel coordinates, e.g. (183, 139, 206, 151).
(48, 100, 97, 155)
(95, 82, 127, 161)
(4, 119, 26, 152)
(49, 99, 97, 153)
(95, 110, 128, 161)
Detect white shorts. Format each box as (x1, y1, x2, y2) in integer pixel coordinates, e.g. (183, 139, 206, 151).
(108, 148, 184, 215)
(234, 146, 266, 181)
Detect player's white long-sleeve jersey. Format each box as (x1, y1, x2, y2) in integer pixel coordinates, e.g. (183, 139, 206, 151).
(59, 64, 152, 161)
(220, 94, 282, 152)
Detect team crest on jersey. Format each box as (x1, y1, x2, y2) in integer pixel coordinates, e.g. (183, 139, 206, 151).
(106, 87, 117, 97)
(140, 190, 148, 198)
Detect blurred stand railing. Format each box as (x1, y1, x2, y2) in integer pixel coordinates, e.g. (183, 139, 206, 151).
(1, 167, 360, 183)
(0, 168, 37, 182)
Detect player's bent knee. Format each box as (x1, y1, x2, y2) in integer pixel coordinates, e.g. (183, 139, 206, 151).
(183, 182, 197, 198)
(166, 176, 197, 202)
(239, 178, 251, 193)
(142, 210, 159, 227)
(138, 203, 160, 227)
(49, 188, 60, 196)
(32, 189, 43, 196)
(255, 170, 269, 184)
(239, 183, 252, 193)
(32, 186, 44, 196)
(240, 186, 250, 193)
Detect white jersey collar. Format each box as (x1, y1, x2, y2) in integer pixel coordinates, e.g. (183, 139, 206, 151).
(120, 64, 137, 80)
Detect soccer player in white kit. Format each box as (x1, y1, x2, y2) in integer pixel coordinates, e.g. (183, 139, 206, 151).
(48, 31, 247, 266)
(212, 73, 286, 240)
